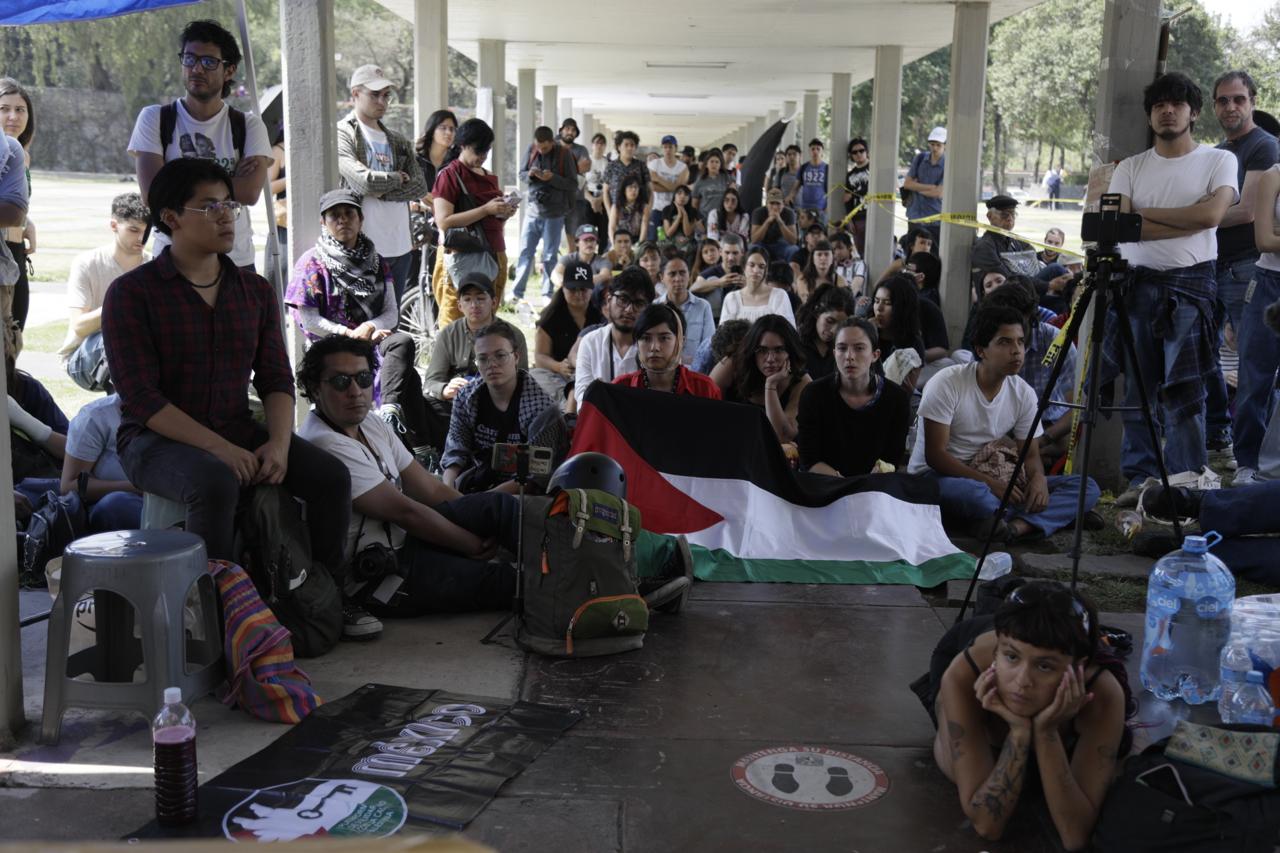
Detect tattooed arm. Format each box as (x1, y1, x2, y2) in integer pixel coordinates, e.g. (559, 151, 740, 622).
(967, 728, 1032, 840)
(1034, 667, 1125, 851)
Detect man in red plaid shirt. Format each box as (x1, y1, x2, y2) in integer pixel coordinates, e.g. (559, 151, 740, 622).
(102, 158, 378, 638)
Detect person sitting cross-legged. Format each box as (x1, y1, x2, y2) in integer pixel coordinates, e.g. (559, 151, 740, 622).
(614, 303, 721, 399)
(297, 335, 518, 618)
(906, 301, 1099, 543)
(441, 320, 561, 495)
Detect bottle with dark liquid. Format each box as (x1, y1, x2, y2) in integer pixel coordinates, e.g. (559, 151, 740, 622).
(153, 686, 197, 826)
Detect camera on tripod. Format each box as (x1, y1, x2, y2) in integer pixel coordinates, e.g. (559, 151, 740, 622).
(1080, 192, 1143, 249)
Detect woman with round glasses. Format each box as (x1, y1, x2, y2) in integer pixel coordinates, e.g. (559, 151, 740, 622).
(441, 320, 559, 494)
(285, 188, 430, 455)
(919, 580, 1133, 850)
(711, 314, 810, 442)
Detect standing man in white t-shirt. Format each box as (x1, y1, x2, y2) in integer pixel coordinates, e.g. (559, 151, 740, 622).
(648, 134, 690, 241)
(1106, 72, 1239, 506)
(337, 64, 428, 307)
(908, 301, 1099, 542)
(128, 19, 271, 271)
(57, 192, 150, 392)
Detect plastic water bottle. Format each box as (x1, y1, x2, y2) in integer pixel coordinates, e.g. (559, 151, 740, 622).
(978, 552, 1013, 581)
(1218, 639, 1253, 723)
(1139, 533, 1235, 704)
(1115, 510, 1143, 540)
(515, 301, 535, 325)
(1228, 670, 1277, 727)
(153, 686, 198, 826)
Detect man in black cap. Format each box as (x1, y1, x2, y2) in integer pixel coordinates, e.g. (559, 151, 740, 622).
(550, 223, 613, 289)
(970, 194, 1038, 288)
(424, 270, 529, 408)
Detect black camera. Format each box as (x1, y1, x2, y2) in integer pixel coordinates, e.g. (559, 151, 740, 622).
(1080, 192, 1142, 248)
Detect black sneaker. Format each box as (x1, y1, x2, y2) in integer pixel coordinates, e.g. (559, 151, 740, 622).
(342, 603, 383, 640)
(1142, 485, 1203, 523)
(1206, 432, 1233, 453)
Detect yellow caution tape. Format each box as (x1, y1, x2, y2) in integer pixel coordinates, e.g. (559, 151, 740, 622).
(859, 198, 1085, 258)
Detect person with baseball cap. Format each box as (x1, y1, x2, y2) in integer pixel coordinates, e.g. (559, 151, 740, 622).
(425, 271, 529, 413)
(649, 134, 691, 241)
(285, 188, 433, 456)
(550, 223, 612, 289)
(530, 259, 605, 401)
(903, 126, 947, 246)
(970, 194, 1037, 285)
(337, 63, 428, 307)
(749, 188, 800, 263)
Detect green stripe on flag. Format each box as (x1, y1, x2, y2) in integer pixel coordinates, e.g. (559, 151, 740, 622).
(636, 530, 976, 587)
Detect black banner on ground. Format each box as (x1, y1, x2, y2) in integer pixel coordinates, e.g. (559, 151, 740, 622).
(131, 684, 581, 840)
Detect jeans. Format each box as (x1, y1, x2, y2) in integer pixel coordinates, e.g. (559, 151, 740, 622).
(376, 332, 430, 448)
(1233, 266, 1280, 469)
(66, 330, 110, 392)
(1118, 272, 1212, 487)
(512, 214, 565, 299)
(120, 427, 351, 572)
(763, 241, 799, 263)
(647, 207, 665, 242)
(1205, 255, 1258, 440)
(385, 251, 415, 309)
(14, 478, 143, 534)
(1199, 479, 1280, 586)
(394, 492, 518, 613)
(931, 473, 1099, 537)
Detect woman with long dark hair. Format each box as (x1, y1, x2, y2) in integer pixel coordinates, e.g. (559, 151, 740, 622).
(531, 268, 603, 400)
(408, 109, 457, 309)
(796, 284, 857, 380)
(430, 118, 516, 327)
(707, 185, 749, 243)
(611, 174, 647, 246)
(711, 314, 810, 442)
(0, 78, 35, 329)
(720, 245, 796, 326)
(795, 239, 848, 301)
(871, 273, 926, 391)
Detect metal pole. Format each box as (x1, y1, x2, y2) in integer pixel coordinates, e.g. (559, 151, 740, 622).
(235, 0, 283, 298)
(0, 354, 20, 744)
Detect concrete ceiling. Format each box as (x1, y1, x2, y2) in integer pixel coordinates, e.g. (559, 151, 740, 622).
(377, 0, 1046, 147)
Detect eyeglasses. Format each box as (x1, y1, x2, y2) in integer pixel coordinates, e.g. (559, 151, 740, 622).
(183, 201, 243, 220)
(850, 148, 867, 155)
(322, 370, 374, 391)
(611, 294, 649, 311)
(754, 345, 787, 359)
(179, 52, 231, 71)
(1006, 584, 1091, 636)
(476, 350, 513, 367)
(1215, 95, 1250, 107)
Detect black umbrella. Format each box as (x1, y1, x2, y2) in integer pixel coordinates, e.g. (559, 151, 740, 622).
(737, 119, 792, 214)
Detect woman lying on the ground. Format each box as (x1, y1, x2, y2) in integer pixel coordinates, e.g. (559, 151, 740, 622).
(925, 581, 1132, 851)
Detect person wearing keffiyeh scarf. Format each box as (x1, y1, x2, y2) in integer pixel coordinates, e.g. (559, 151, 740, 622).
(285, 189, 435, 455)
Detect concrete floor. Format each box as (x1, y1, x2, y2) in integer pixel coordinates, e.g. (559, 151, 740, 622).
(0, 580, 1207, 851)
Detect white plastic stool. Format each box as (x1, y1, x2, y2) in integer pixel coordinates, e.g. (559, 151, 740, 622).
(141, 492, 186, 530)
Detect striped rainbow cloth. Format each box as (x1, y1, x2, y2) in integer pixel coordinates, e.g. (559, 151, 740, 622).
(210, 559, 322, 724)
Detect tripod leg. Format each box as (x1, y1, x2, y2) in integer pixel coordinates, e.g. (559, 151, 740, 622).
(1112, 294, 1184, 541)
(954, 285, 1098, 622)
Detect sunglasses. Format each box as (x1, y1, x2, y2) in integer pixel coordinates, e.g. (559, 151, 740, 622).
(1006, 584, 1091, 635)
(322, 370, 374, 391)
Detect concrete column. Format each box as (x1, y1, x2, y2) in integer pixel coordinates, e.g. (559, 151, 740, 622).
(542, 84, 558, 129)
(802, 90, 819, 147)
(0, 349, 15, 742)
(412, 0, 447, 133)
(559, 97, 573, 131)
(748, 118, 764, 152)
(938, 2, 991, 346)
(517, 68, 536, 157)
(866, 45, 903, 281)
(581, 112, 595, 141)
(281, 0, 338, 418)
(477, 39, 506, 184)
(828, 71, 852, 225)
(783, 99, 797, 145)
(767, 109, 780, 131)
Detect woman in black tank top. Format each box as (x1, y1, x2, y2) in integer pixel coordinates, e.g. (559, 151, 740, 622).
(926, 581, 1133, 850)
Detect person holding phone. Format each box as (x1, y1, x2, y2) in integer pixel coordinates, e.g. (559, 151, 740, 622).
(917, 581, 1133, 850)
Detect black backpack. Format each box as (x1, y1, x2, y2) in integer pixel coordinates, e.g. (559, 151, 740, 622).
(1093, 727, 1280, 852)
(159, 101, 247, 160)
(236, 485, 341, 658)
(516, 488, 648, 657)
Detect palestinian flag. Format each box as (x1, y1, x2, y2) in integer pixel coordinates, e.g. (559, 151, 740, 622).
(570, 382, 976, 585)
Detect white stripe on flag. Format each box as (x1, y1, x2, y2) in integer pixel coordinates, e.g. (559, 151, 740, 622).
(661, 474, 964, 565)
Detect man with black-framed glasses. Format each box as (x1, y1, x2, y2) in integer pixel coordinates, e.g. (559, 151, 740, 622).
(103, 157, 356, 628)
(573, 267, 656, 408)
(128, 19, 271, 271)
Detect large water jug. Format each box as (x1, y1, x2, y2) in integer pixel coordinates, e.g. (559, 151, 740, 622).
(1139, 532, 1235, 704)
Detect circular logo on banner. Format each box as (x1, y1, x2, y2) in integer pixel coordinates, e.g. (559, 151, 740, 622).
(223, 777, 407, 842)
(731, 747, 889, 811)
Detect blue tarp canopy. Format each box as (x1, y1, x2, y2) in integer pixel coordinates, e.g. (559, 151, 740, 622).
(2, 1, 200, 26)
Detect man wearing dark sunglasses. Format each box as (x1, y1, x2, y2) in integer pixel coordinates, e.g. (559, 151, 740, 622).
(128, 19, 271, 271)
(298, 334, 519, 623)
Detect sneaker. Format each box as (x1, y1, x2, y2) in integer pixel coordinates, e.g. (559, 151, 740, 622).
(1234, 466, 1260, 487)
(1115, 484, 1144, 508)
(1206, 431, 1233, 452)
(412, 444, 441, 472)
(971, 516, 1011, 543)
(1140, 485, 1203, 523)
(342, 603, 383, 640)
(378, 403, 407, 436)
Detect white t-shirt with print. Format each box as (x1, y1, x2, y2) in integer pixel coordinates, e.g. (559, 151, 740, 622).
(299, 411, 413, 558)
(356, 122, 413, 258)
(128, 100, 271, 267)
(1108, 144, 1238, 271)
(649, 157, 686, 210)
(57, 243, 150, 361)
(907, 362, 1043, 475)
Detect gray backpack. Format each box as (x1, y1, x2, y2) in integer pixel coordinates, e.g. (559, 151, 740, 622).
(516, 488, 648, 657)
